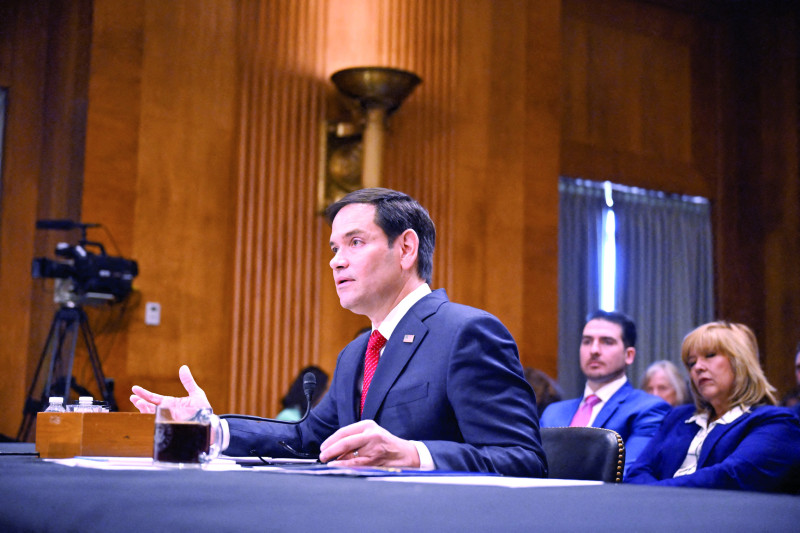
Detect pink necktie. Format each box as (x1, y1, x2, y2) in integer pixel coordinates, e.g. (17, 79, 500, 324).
(360, 330, 387, 416)
(570, 394, 600, 427)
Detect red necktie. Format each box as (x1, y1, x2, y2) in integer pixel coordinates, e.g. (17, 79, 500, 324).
(360, 330, 387, 416)
(570, 394, 600, 427)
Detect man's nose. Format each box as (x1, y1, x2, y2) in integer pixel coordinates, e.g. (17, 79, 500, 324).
(330, 251, 346, 269)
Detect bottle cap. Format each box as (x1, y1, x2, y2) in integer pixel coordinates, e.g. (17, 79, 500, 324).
(78, 396, 93, 404)
(48, 396, 63, 403)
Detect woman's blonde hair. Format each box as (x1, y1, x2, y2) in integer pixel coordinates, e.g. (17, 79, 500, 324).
(681, 321, 777, 415)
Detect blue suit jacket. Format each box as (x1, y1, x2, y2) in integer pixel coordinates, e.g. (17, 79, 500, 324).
(225, 289, 547, 477)
(540, 381, 670, 473)
(625, 404, 800, 493)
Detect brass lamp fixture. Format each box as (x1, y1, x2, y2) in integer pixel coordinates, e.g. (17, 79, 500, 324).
(318, 66, 421, 212)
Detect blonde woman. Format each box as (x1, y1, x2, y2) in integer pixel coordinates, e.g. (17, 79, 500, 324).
(626, 321, 800, 492)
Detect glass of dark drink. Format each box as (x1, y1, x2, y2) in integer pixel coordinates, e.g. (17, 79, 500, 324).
(153, 404, 222, 468)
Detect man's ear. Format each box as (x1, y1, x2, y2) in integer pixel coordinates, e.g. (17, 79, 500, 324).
(625, 347, 636, 366)
(397, 229, 419, 272)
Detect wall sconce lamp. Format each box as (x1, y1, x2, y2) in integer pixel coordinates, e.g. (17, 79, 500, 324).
(318, 66, 422, 212)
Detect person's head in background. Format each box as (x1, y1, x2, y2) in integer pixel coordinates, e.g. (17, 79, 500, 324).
(580, 310, 637, 390)
(523, 367, 563, 414)
(794, 341, 800, 386)
(640, 360, 689, 407)
(681, 321, 777, 418)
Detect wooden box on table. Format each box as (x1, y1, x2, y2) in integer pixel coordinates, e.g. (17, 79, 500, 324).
(35, 412, 155, 458)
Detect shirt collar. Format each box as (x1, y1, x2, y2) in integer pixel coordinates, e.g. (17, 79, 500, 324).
(583, 374, 628, 404)
(374, 283, 431, 341)
(685, 405, 748, 429)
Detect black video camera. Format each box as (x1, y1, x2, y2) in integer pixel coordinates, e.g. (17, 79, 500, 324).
(32, 220, 138, 305)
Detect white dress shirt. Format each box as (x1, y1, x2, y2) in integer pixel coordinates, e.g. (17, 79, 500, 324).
(673, 405, 747, 477)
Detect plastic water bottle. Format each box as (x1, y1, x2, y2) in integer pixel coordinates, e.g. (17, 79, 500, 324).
(44, 396, 66, 413)
(74, 396, 95, 413)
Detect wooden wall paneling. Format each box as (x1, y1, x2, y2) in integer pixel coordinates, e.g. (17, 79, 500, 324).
(114, 1, 239, 410)
(453, 1, 562, 375)
(711, 2, 800, 397)
(522, 1, 562, 376)
(561, 0, 705, 197)
(0, 0, 92, 438)
(379, 0, 458, 295)
(713, 8, 766, 347)
(229, 0, 327, 416)
(81, 0, 145, 415)
(451, 0, 493, 310)
(753, 5, 800, 394)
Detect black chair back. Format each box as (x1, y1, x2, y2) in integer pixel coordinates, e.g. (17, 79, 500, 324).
(540, 426, 625, 483)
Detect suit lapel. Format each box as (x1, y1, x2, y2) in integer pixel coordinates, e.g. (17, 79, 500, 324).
(697, 410, 750, 465)
(564, 398, 583, 424)
(360, 290, 443, 420)
(340, 335, 370, 424)
(592, 382, 631, 428)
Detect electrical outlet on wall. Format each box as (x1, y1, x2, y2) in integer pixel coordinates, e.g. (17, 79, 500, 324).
(145, 302, 161, 326)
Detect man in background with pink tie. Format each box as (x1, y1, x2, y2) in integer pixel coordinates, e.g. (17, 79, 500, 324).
(540, 310, 670, 475)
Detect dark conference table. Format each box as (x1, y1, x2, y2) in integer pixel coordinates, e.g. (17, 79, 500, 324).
(1, 445, 798, 532)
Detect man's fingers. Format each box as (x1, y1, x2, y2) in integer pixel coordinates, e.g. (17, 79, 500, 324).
(178, 365, 206, 398)
(131, 385, 164, 405)
(320, 420, 374, 451)
(320, 433, 368, 463)
(319, 421, 378, 462)
(129, 394, 156, 414)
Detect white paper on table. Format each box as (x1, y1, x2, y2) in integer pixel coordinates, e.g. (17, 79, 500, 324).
(44, 456, 243, 471)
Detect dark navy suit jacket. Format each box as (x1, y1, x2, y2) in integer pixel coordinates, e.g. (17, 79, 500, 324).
(540, 381, 670, 474)
(625, 404, 800, 493)
(225, 289, 547, 477)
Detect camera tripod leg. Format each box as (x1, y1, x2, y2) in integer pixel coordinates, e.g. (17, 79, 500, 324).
(77, 308, 116, 411)
(16, 306, 116, 442)
(16, 308, 74, 441)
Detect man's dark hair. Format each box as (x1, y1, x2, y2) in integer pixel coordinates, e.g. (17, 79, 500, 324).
(585, 310, 637, 348)
(325, 188, 436, 284)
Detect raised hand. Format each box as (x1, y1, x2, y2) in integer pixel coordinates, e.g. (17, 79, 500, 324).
(130, 365, 212, 414)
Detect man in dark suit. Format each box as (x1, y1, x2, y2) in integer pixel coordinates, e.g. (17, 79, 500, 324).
(540, 310, 669, 474)
(131, 188, 547, 477)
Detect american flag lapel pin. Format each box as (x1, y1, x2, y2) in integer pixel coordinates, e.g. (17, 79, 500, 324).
(403, 334, 415, 343)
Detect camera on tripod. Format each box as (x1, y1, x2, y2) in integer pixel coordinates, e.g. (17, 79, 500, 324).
(31, 220, 138, 306)
(17, 219, 138, 441)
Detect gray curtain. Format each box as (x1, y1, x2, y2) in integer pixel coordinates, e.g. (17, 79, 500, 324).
(613, 189, 714, 388)
(557, 178, 606, 397)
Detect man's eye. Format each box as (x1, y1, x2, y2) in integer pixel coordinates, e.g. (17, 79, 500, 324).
(331, 247, 339, 254)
